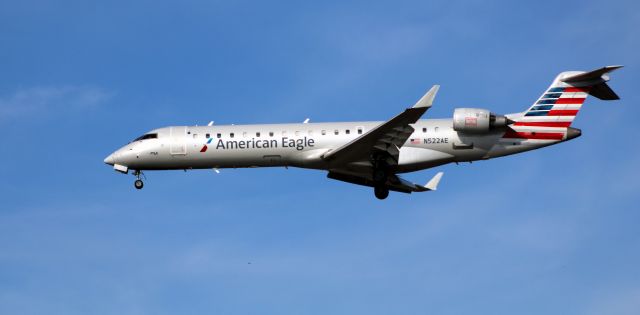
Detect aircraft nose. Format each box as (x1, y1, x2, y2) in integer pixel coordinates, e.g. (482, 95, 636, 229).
(104, 152, 116, 165)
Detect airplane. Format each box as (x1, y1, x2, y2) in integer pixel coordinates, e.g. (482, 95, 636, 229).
(104, 65, 622, 199)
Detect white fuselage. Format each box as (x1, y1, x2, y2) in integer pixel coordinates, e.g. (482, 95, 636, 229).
(105, 118, 574, 174)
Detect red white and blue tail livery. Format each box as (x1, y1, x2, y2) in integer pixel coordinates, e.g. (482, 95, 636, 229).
(504, 65, 622, 142)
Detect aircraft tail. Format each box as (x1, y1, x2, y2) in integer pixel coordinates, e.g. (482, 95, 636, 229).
(504, 66, 622, 141)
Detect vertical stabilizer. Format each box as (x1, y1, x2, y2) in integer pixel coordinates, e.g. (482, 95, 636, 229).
(504, 66, 621, 141)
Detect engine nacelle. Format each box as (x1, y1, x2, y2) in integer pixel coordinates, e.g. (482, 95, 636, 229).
(453, 108, 511, 133)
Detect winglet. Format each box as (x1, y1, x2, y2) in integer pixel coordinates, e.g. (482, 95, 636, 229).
(412, 85, 440, 109)
(424, 172, 444, 191)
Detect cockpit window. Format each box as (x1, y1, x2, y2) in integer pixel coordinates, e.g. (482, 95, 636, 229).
(133, 133, 158, 142)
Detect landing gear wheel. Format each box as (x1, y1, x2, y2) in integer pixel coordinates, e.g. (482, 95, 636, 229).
(374, 186, 389, 200)
(134, 179, 144, 189)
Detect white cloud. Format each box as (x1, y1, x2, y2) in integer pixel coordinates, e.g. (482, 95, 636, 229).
(0, 86, 112, 119)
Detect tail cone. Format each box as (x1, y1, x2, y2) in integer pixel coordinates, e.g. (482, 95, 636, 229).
(566, 127, 582, 140)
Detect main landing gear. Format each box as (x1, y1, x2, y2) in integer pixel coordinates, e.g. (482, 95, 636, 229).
(372, 156, 390, 200)
(133, 170, 145, 190)
(374, 185, 389, 200)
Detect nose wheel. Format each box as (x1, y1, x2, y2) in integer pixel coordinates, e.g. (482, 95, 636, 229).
(133, 170, 145, 190)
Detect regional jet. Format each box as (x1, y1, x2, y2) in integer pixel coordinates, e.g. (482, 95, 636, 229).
(104, 66, 622, 199)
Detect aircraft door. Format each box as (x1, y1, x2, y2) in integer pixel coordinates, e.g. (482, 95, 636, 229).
(170, 126, 187, 155)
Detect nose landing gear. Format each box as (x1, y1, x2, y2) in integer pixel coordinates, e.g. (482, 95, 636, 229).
(133, 170, 145, 190)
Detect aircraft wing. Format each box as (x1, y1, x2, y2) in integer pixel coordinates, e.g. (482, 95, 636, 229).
(322, 85, 440, 166)
(328, 170, 444, 193)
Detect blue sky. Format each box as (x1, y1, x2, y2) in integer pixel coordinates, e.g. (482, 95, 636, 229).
(1, 0, 639, 314)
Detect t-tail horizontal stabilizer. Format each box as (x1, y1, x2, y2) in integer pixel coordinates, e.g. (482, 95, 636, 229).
(561, 65, 623, 100)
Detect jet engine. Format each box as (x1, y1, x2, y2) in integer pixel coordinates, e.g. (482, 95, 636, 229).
(452, 108, 512, 133)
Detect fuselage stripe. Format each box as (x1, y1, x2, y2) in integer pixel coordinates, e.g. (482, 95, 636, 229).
(513, 121, 572, 127)
(555, 98, 586, 104)
(502, 130, 564, 140)
(547, 109, 579, 116)
(564, 87, 591, 93)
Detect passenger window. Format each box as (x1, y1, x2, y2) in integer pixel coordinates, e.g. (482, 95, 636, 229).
(216, 133, 221, 138)
(193, 134, 198, 139)
(295, 131, 300, 136)
(334, 130, 339, 135)
(345, 129, 350, 135)
(422, 127, 427, 133)
(269, 132, 274, 137)
(230, 133, 234, 138)
(206, 133, 210, 138)
(321, 130, 326, 135)
(357, 128, 363, 134)
(256, 132, 261, 137)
